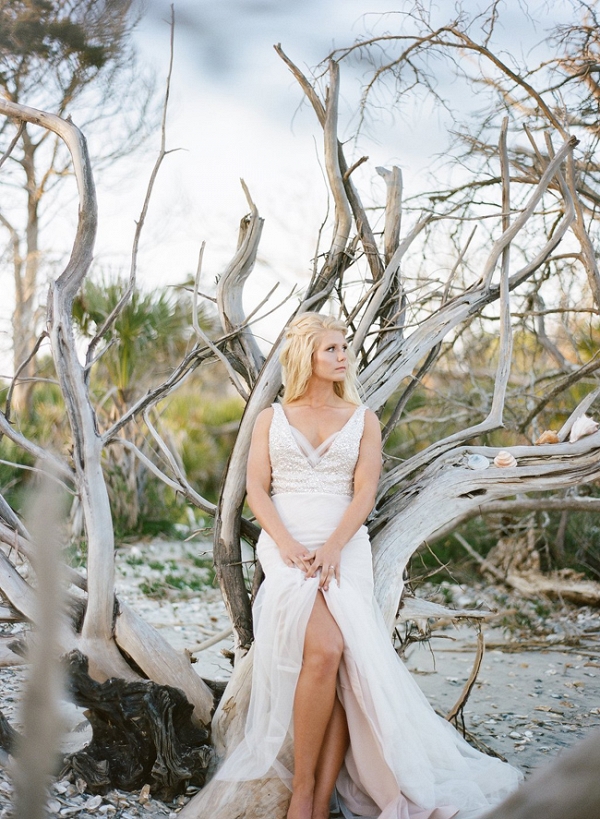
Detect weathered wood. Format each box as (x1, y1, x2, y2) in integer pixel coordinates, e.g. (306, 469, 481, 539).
(0, 548, 36, 621)
(0, 98, 134, 681)
(0, 709, 17, 752)
(446, 629, 485, 724)
(372, 433, 600, 630)
(216, 181, 265, 385)
(0, 97, 232, 700)
(179, 774, 291, 819)
(0, 520, 86, 591)
(377, 166, 403, 267)
(431, 494, 600, 543)
(502, 570, 600, 607)
(360, 135, 577, 410)
(0, 637, 25, 665)
(323, 61, 352, 260)
(64, 651, 212, 801)
(274, 45, 386, 285)
(176, 646, 295, 818)
(114, 602, 214, 727)
(396, 595, 493, 624)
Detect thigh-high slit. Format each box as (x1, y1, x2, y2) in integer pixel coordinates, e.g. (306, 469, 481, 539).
(215, 493, 522, 819)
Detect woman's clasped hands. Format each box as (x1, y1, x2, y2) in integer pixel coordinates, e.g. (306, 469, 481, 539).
(279, 538, 341, 591)
(279, 537, 313, 574)
(306, 544, 341, 591)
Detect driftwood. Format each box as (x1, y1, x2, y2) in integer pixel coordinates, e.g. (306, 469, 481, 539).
(1, 18, 600, 814)
(446, 628, 485, 727)
(63, 651, 212, 801)
(177, 46, 600, 816)
(499, 571, 600, 607)
(0, 710, 17, 755)
(455, 533, 600, 607)
(0, 649, 213, 802)
(0, 84, 215, 724)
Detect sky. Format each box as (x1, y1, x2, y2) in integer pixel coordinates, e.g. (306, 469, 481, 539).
(0, 0, 577, 371)
(94, 0, 571, 343)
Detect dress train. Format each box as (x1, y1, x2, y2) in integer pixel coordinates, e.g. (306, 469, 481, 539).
(216, 492, 522, 818)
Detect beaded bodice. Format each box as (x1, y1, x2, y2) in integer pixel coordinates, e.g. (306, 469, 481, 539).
(269, 403, 367, 497)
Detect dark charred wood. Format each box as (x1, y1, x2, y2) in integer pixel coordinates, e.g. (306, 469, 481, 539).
(64, 651, 213, 800)
(0, 709, 17, 754)
(201, 676, 228, 704)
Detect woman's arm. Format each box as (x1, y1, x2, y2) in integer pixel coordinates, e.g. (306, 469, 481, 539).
(305, 409, 381, 590)
(246, 408, 313, 572)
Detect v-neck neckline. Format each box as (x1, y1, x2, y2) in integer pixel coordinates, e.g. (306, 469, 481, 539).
(277, 403, 360, 467)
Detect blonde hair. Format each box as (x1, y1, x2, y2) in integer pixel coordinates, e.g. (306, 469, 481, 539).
(280, 312, 362, 405)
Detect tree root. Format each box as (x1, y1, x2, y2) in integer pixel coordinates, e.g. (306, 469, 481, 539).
(62, 651, 213, 801)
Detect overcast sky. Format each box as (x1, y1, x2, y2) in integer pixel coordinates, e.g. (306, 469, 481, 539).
(0, 0, 577, 370)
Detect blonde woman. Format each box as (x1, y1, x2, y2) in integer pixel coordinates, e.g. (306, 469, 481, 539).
(216, 313, 521, 819)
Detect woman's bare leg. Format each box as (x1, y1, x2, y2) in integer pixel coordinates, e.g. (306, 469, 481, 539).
(311, 697, 350, 819)
(287, 592, 344, 819)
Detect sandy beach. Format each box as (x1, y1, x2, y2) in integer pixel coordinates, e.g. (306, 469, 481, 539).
(0, 538, 597, 817)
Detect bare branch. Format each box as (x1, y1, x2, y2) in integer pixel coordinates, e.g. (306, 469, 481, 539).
(142, 409, 217, 516)
(352, 213, 432, 351)
(193, 242, 249, 400)
(373, 432, 600, 628)
(343, 155, 368, 180)
(275, 45, 385, 284)
(519, 360, 600, 434)
(187, 626, 233, 655)
(450, 28, 569, 137)
(481, 135, 577, 288)
(102, 342, 214, 442)
(5, 332, 49, 424)
(215, 180, 265, 384)
(431, 494, 600, 543)
(85, 5, 176, 369)
(324, 61, 352, 260)
(441, 226, 477, 304)
(488, 116, 513, 424)
(361, 137, 577, 412)
(376, 166, 403, 266)
(0, 122, 24, 172)
(0, 412, 73, 481)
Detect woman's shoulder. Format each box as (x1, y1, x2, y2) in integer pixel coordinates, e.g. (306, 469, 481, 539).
(256, 405, 276, 422)
(362, 407, 381, 437)
(252, 406, 276, 435)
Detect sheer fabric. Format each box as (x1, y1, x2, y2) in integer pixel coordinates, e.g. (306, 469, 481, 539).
(215, 404, 522, 818)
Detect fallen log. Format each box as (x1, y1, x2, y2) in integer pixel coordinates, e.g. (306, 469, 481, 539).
(455, 534, 600, 606)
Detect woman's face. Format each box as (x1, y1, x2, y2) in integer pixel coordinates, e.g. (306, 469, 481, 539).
(311, 330, 348, 383)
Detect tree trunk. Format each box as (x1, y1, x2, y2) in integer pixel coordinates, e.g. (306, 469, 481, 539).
(10, 127, 39, 416)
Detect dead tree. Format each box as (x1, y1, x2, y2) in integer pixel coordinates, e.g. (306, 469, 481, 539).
(174, 48, 600, 813)
(0, 22, 600, 819)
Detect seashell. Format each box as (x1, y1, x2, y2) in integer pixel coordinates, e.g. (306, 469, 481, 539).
(467, 454, 490, 470)
(569, 414, 599, 443)
(535, 430, 560, 445)
(494, 450, 517, 468)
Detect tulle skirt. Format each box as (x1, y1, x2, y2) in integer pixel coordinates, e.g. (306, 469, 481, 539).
(216, 493, 522, 818)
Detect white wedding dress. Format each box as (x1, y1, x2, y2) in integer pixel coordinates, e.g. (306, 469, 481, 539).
(216, 404, 523, 818)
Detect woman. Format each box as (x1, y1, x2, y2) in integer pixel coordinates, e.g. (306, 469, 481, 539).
(216, 313, 522, 819)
